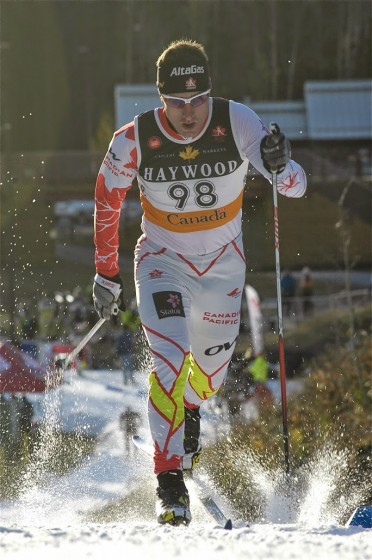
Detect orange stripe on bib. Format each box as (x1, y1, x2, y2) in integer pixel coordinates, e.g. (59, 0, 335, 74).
(141, 190, 243, 233)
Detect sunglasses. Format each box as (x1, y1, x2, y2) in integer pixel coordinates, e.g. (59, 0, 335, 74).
(160, 90, 211, 109)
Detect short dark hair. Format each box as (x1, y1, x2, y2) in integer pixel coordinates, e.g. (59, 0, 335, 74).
(156, 39, 209, 69)
(156, 38, 211, 94)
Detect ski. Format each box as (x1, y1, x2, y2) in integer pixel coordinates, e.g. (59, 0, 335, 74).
(132, 434, 153, 456)
(187, 472, 233, 529)
(132, 435, 232, 529)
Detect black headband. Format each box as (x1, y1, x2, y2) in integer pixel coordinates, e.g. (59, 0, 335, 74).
(157, 58, 211, 94)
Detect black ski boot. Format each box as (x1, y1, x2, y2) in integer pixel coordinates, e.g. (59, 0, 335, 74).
(183, 406, 202, 471)
(156, 470, 191, 526)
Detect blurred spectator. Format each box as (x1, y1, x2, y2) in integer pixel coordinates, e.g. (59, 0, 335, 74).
(120, 298, 141, 331)
(247, 354, 269, 384)
(0, 395, 23, 461)
(19, 396, 34, 433)
(19, 396, 34, 456)
(119, 407, 141, 456)
(281, 271, 297, 317)
(300, 266, 314, 317)
(116, 299, 141, 382)
(20, 306, 39, 340)
(37, 296, 61, 340)
(246, 354, 274, 409)
(117, 325, 135, 384)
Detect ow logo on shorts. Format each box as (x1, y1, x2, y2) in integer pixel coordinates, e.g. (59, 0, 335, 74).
(152, 291, 185, 320)
(204, 336, 238, 356)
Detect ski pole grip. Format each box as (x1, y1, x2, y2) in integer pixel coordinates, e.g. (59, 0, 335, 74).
(269, 122, 280, 136)
(269, 122, 281, 174)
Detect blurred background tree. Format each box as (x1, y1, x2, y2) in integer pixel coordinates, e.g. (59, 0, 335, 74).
(1, 1, 69, 151)
(1, 0, 370, 152)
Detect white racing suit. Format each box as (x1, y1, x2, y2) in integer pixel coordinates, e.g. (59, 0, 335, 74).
(134, 234, 245, 472)
(94, 97, 307, 473)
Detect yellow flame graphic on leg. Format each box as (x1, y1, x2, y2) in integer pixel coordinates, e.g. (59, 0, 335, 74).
(149, 354, 191, 431)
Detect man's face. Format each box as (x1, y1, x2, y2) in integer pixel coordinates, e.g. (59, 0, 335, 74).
(161, 90, 210, 138)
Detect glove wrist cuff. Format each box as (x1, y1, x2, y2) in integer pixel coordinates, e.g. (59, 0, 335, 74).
(94, 273, 122, 299)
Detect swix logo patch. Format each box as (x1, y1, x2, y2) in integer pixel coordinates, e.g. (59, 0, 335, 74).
(148, 136, 162, 149)
(227, 288, 242, 298)
(153, 291, 185, 319)
(149, 269, 164, 279)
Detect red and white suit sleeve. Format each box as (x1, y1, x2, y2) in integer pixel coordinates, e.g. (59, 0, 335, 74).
(230, 101, 307, 198)
(94, 122, 138, 277)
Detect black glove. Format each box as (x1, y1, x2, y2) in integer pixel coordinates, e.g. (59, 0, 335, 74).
(260, 122, 291, 174)
(93, 273, 126, 319)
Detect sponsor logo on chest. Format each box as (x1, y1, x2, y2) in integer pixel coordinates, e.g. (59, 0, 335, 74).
(167, 208, 227, 226)
(142, 159, 238, 182)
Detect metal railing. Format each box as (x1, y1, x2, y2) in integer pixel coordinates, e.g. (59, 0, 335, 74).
(260, 288, 371, 329)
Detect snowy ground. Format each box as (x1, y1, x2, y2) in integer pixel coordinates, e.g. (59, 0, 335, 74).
(0, 369, 371, 559)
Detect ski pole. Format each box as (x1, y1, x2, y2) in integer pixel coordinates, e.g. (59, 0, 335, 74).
(270, 122, 290, 475)
(56, 317, 106, 371)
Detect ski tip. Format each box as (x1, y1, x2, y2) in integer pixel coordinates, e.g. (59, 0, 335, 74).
(224, 519, 233, 530)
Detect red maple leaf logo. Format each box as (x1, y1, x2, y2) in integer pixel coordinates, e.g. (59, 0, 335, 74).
(149, 269, 164, 279)
(280, 171, 300, 192)
(227, 288, 241, 298)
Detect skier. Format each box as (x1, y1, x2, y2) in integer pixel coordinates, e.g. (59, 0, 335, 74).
(119, 407, 141, 456)
(92, 38, 307, 526)
(281, 270, 297, 317)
